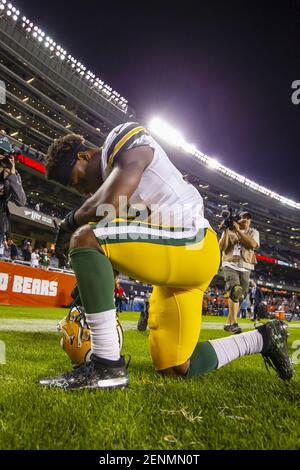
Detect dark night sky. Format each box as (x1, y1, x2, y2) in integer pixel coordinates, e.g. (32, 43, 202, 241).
(14, 0, 300, 199)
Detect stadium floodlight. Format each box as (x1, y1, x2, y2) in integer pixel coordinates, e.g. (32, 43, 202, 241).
(182, 142, 197, 154)
(207, 158, 220, 170)
(148, 117, 185, 148)
(2, 1, 129, 114)
(148, 116, 300, 209)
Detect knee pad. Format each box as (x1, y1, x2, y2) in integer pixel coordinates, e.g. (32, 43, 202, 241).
(230, 284, 244, 303)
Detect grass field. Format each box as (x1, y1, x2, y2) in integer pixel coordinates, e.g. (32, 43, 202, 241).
(0, 305, 300, 450)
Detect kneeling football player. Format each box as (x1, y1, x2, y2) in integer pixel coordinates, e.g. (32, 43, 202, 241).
(39, 123, 294, 390)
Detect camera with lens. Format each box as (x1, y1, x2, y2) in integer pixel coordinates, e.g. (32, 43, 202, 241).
(0, 137, 20, 172)
(0, 153, 12, 170)
(220, 207, 241, 230)
(0, 137, 13, 170)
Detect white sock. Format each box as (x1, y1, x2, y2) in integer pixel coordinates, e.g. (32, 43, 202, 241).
(86, 310, 120, 361)
(209, 330, 263, 369)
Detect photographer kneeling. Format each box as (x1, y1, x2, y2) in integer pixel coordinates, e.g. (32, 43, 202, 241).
(219, 211, 259, 334)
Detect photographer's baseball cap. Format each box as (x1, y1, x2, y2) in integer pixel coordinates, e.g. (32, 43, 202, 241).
(239, 211, 252, 219)
(0, 136, 12, 155)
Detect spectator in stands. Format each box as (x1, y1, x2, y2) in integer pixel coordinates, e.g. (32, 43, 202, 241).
(23, 242, 32, 263)
(39, 247, 50, 270)
(0, 236, 7, 258)
(219, 211, 260, 334)
(31, 248, 40, 268)
(7, 238, 18, 261)
(56, 251, 67, 269)
(249, 280, 264, 322)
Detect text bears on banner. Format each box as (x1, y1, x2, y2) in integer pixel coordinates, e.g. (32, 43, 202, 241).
(0, 261, 76, 307)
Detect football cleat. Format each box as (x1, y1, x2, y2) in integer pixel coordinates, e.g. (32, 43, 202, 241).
(256, 319, 294, 381)
(58, 306, 123, 365)
(223, 323, 242, 334)
(231, 323, 242, 334)
(223, 324, 232, 332)
(39, 354, 129, 391)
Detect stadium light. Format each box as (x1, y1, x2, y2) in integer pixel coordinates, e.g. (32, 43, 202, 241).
(207, 157, 220, 170)
(148, 117, 185, 148)
(1, 1, 129, 112)
(148, 116, 300, 210)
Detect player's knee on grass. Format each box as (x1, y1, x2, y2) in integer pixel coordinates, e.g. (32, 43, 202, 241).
(158, 360, 190, 378)
(70, 224, 102, 252)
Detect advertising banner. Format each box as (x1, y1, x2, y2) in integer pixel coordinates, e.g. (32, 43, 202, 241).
(0, 261, 76, 307)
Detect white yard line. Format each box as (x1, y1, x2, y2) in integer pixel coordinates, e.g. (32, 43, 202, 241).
(0, 318, 299, 333)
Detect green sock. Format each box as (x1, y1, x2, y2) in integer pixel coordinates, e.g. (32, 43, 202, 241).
(187, 341, 219, 378)
(69, 248, 115, 314)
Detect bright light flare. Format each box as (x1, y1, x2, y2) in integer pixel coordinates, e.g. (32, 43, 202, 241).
(148, 117, 185, 148)
(148, 116, 300, 209)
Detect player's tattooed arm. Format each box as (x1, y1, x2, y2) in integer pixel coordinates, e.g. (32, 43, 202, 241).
(73, 145, 153, 226)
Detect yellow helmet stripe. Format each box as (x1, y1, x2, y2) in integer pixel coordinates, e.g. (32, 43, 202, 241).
(108, 126, 146, 168)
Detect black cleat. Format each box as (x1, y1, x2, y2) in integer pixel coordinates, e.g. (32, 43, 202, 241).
(39, 355, 129, 390)
(224, 323, 242, 334)
(223, 324, 232, 332)
(231, 323, 242, 334)
(256, 319, 294, 381)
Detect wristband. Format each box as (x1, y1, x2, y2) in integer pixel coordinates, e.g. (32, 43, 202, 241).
(64, 209, 79, 232)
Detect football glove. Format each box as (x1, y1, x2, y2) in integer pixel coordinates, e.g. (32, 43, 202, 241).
(54, 209, 79, 256)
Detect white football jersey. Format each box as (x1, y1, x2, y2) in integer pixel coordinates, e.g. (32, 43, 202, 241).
(101, 122, 210, 230)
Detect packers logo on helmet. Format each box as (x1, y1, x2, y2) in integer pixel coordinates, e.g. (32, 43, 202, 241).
(58, 306, 124, 365)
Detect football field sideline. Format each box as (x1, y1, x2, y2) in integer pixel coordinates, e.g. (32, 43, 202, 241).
(0, 318, 300, 333)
